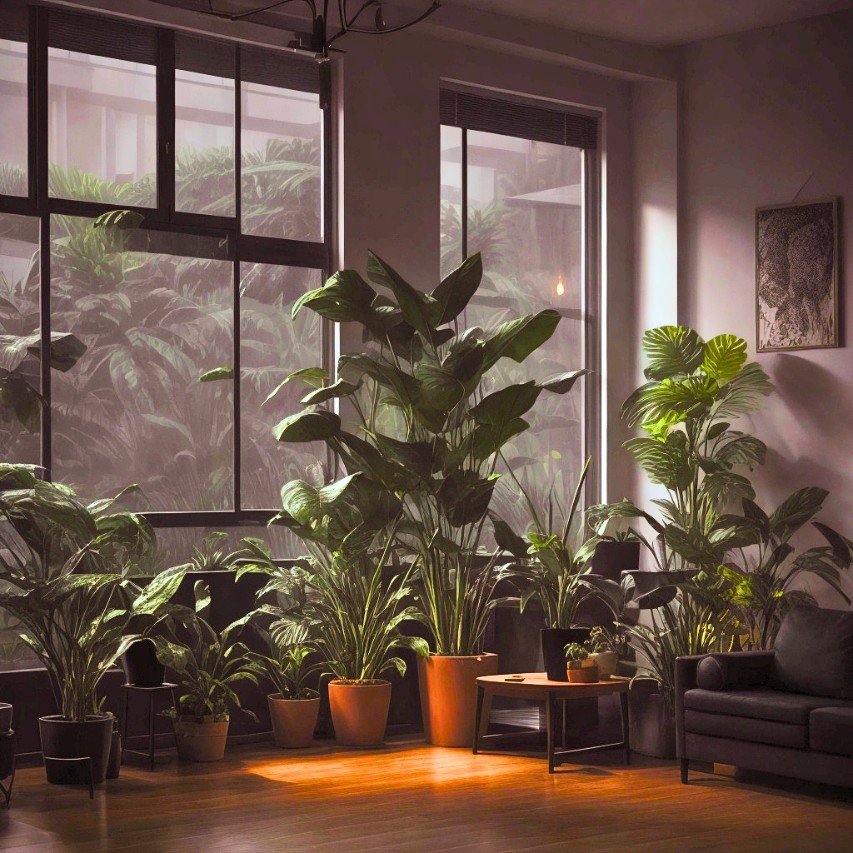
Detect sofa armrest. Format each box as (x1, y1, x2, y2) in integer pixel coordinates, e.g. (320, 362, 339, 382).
(675, 655, 705, 759)
(697, 651, 776, 692)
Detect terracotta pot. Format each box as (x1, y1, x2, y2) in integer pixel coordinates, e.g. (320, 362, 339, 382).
(39, 714, 113, 784)
(328, 680, 391, 746)
(590, 651, 618, 679)
(567, 661, 599, 683)
(173, 717, 229, 762)
(268, 693, 320, 748)
(417, 653, 499, 747)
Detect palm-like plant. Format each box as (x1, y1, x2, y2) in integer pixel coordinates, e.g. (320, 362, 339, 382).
(248, 620, 318, 700)
(0, 464, 186, 720)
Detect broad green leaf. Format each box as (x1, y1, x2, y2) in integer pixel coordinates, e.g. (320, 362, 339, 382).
(541, 369, 587, 395)
(712, 362, 772, 419)
(642, 326, 705, 380)
(490, 514, 529, 558)
(273, 407, 341, 443)
(702, 334, 747, 384)
(470, 381, 540, 425)
(716, 433, 766, 470)
(292, 269, 376, 322)
(431, 253, 483, 324)
(471, 416, 530, 459)
(264, 367, 327, 406)
(199, 366, 233, 382)
(769, 487, 828, 542)
(366, 252, 441, 339)
(481, 310, 560, 369)
(300, 378, 361, 406)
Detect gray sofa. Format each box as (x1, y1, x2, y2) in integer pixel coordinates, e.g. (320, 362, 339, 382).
(676, 606, 853, 788)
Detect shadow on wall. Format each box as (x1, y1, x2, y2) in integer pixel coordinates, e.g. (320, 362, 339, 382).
(750, 353, 853, 605)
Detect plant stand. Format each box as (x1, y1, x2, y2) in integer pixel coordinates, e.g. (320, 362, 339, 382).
(473, 673, 630, 773)
(121, 683, 178, 770)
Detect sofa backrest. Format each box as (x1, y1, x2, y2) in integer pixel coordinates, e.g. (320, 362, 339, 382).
(772, 606, 853, 699)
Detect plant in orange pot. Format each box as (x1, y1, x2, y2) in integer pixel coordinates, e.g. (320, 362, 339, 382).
(563, 642, 599, 683)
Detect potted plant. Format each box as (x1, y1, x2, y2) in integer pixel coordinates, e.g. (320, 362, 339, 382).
(493, 458, 614, 681)
(266, 251, 584, 746)
(585, 626, 619, 680)
(563, 642, 598, 683)
(241, 476, 429, 747)
(248, 619, 320, 749)
(0, 465, 187, 785)
(149, 586, 259, 762)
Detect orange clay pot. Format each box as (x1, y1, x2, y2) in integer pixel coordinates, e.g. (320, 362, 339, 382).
(567, 661, 600, 683)
(417, 653, 499, 747)
(327, 680, 392, 747)
(267, 693, 320, 749)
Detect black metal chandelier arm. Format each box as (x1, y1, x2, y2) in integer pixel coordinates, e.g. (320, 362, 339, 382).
(326, 0, 441, 47)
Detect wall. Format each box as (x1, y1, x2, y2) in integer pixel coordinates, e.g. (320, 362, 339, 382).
(680, 10, 853, 604)
(337, 30, 639, 503)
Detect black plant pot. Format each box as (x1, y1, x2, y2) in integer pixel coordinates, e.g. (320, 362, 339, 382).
(628, 679, 675, 759)
(541, 627, 591, 682)
(591, 541, 641, 580)
(39, 714, 113, 785)
(121, 638, 165, 687)
(106, 729, 121, 780)
(0, 703, 12, 733)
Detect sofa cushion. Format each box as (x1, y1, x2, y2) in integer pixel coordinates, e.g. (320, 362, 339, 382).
(696, 652, 775, 691)
(772, 606, 853, 699)
(684, 709, 807, 749)
(809, 707, 853, 757)
(683, 688, 843, 725)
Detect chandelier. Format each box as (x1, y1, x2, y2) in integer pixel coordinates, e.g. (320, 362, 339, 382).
(199, 1, 442, 55)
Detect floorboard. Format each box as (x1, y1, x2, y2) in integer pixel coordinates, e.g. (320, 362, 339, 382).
(1, 738, 851, 851)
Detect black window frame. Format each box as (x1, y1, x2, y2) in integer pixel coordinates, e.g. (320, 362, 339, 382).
(0, 2, 333, 528)
(440, 87, 602, 504)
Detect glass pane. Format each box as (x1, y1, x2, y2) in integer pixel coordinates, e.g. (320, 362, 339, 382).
(0, 38, 28, 196)
(464, 129, 585, 514)
(240, 262, 326, 509)
(48, 48, 156, 205)
(0, 213, 40, 465)
(176, 68, 236, 216)
(50, 215, 233, 509)
(440, 124, 463, 278)
(241, 82, 321, 241)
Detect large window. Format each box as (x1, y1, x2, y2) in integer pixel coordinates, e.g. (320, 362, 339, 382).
(440, 89, 599, 514)
(0, 4, 331, 541)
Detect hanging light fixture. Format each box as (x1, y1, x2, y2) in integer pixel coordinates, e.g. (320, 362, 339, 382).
(196, 0, 441, 56)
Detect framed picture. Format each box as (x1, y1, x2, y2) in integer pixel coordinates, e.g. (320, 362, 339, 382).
(755, 197, 840, 352)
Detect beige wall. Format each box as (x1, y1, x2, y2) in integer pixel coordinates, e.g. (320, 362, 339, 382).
(680, 10, 853, 604)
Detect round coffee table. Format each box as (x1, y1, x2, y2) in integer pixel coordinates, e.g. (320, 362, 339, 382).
(473, 672, 630, 773)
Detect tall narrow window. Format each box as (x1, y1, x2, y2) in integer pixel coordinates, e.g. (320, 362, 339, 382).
(440, 89, 598, 510)
(0, 3, 28, 197)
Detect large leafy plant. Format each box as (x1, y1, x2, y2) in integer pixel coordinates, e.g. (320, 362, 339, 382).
(248, 620, 318, 701)
(0, 464, 186, 720)
(273, 251, 584, 655)
(240, 479, 429, 683)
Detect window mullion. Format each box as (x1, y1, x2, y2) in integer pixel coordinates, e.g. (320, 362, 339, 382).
(233, 45, 242, 512)
(157, 28, 175, 222)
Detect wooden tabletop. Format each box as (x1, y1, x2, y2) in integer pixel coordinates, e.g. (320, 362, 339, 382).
(476, 673, 629, 699)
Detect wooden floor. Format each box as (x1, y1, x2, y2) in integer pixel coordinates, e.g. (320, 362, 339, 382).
(2, 738, 851, 852)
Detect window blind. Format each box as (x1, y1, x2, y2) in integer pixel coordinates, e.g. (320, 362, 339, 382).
(175, 32, 235, 79)
(240, 45, 321, 95)
(48, 9, 157, 64)
(440, 88, 598, 150)
(0, 0, 28, 41)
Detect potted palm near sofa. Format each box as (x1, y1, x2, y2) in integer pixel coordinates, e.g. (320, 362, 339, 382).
(241, 475, 429, 747)
(149, 584, 258, 762)
(0, 464, 187, 785)
(492, 458, 615, 681)
(268, 251, 585, 746)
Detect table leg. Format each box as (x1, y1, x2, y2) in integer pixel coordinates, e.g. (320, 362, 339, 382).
(546, 692, 555, 774)
(619, 690, 630, 765)
(148, 692, 156, 771)
(473, 685, 484, 754)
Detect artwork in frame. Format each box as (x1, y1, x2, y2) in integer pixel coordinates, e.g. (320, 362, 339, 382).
(755, 198, 840, 352)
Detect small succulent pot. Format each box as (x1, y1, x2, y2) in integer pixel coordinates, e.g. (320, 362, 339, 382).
(589, 651, 618, 680)
(567, 660, 599, 684)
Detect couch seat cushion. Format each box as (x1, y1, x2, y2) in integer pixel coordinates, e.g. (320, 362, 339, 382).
(810, 707, 853, 757)
(683, 688, 843, 725)
(684, 709, 807, 749)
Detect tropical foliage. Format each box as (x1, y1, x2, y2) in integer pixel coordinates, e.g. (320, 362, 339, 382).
(271, 251, 585, 655)
(247, 620, 318, 701)
(0, 464, 187, 720)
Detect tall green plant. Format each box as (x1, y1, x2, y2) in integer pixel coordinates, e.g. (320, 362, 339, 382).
(271, 252, 585, 655)
(0, 464, 186, 720)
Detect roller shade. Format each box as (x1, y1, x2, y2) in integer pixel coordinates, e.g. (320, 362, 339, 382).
(175, 32, 235, 79)
(240, 46, 321, 95)
(48, 9, 157, 64)
(0, 0, 29, 41)
(440, 88, 598, 150)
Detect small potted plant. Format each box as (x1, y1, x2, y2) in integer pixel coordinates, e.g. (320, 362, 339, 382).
(150, 583, 259, 762)
(248, 620, 320, 749)
(585, 626, 620, 680)
(563, 642, 599, 683)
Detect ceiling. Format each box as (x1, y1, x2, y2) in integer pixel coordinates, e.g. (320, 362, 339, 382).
(441, 0, 853, 46)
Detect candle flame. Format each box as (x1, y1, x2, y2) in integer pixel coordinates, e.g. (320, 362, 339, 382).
(554, 274, 565, 297)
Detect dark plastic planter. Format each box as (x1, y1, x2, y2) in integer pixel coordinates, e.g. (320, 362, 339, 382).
(540, 627, 591, 681)
(121, 638, 165, 687)
(39, 714, 113, 785)
(591, 540, 640, 579)
(628, 679, 675, 759)
(0, 703, 12, 733)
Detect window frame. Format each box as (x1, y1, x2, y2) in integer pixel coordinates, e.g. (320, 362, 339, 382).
(442, 108, 602, 506)
(0, 3, 334, 528)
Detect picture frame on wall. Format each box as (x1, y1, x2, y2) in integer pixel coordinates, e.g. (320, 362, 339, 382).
(755, 197, 840, 352)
